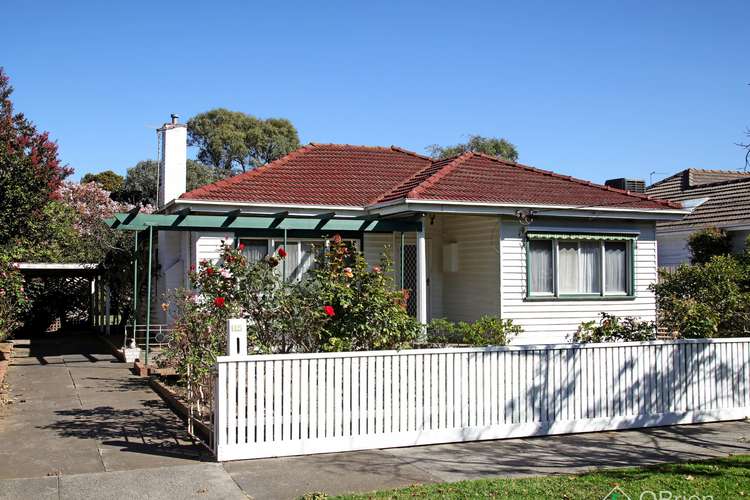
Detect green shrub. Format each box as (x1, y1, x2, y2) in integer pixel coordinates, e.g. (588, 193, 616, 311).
(426, 317, 464, 345)
(426, 316, 521, 346)
(688, 227, 732, 264)
(571, 313, 656, 343)
(651, 254, 750, 338)
(0, 257, 30, 341)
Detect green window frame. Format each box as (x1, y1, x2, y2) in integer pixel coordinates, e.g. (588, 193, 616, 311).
(525, 233, 637, 301)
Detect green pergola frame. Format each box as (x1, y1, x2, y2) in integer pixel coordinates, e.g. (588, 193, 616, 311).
(107, 210, 421, 365)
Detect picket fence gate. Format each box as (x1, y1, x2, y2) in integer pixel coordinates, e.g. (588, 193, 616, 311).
(213, 338, 750, 461)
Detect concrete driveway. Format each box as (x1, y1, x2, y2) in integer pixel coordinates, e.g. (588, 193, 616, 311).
(2, 333, 750, 499)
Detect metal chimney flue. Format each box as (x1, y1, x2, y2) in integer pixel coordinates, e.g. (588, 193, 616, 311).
(170, 113, 179, 125)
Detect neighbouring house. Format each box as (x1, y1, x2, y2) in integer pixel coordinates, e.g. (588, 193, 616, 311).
(645, 168, 750, 268)
(110, 116, 688, 344)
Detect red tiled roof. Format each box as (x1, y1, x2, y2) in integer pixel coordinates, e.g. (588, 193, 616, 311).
(181, 144, 431, 206)
(384, 152, 681, 210)
(181, 144, 681, 211)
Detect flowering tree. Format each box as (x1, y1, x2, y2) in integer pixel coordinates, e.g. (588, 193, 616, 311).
(0, 68, 72, 250)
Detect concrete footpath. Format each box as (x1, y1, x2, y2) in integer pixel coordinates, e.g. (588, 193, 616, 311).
(2, 334, 750, 499)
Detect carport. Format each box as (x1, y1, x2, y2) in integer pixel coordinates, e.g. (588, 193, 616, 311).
(14, 262, 107, 335)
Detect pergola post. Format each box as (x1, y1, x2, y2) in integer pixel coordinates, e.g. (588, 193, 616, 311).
(416, 220, 427, 327)
(131, 231, 139, 347)
(282, 228, 288, 281)
(144, 225, 154, 366)
(104, 283, 111, 335)
(89, 277, 96, 327)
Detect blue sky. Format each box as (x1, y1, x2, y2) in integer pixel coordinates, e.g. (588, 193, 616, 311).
(2, 0, 748, 184)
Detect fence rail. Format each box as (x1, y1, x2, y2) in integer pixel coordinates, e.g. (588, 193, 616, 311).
(213, 338, 750, 461)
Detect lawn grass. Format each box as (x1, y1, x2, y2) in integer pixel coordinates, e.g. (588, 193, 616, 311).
(331, 455, 750, 499)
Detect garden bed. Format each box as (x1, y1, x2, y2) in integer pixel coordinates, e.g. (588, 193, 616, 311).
(0, 342, 14, 406)
(149, 376, 212, 446)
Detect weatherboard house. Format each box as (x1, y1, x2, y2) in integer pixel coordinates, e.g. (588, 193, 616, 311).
(111, 117, 688, 344)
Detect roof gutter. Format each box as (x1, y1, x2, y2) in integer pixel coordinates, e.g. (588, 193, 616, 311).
(164, 198, 366, 215)
(369, 199, 690, 221)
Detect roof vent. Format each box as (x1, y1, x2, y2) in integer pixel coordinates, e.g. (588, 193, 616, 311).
(605, 178, 646, 193)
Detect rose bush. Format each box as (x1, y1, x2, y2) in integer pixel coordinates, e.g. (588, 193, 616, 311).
(311, 235, 421, 352)
(163, 235, 423, 403)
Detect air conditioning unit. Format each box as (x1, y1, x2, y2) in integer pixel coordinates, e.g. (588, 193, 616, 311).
(605, 178, 646, 193)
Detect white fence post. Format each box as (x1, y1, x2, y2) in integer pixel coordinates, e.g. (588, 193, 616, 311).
(227, 318, 247, 356)
(212, 338, 750, 461)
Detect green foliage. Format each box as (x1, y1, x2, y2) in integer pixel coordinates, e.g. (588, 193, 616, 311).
(187, 108, 300, 174)
(426, 316, 521, 346)
(688, 227, 732, 264)
(0, 256, 29, 341)
(571, 313, 656, 343)
(311, 236, 421, 352)
(0, 68, 72, 249)
(652, 255, 750, 338)
(5, 201, 82, 263)
(122, 159, 224, 205)
(427, 134, 519, 162)
(81, 170, 124, 192)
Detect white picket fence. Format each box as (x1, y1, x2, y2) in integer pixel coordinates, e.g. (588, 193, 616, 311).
(213, 338, 750, 461)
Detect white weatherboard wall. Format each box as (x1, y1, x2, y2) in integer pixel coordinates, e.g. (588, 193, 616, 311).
(213, 338, 750, 461)
(501, 219, 658, 344)
(192, 232, 235, 268)
(438, 214, 501, 323)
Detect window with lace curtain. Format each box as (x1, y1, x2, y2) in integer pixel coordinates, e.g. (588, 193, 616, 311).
(527, 235, 633, 299)
(238, 237, 358, 282)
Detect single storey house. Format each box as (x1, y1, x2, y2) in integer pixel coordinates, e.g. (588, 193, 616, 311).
(111, 117, 687, 344)
(645, 168, 750, 268)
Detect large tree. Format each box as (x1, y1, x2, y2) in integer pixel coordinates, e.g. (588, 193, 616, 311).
(427, 134, 519, 162)
(739, 127, 750, 170)
(0, 68, 72, 249)
(81, 170, 124, 193)
(187, 108, 300, 174)
(122, 159, 223, 205)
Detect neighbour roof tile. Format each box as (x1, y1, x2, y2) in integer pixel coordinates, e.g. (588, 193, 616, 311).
(646, 169, 750, 230)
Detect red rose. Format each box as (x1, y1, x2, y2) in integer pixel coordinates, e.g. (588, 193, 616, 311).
(214, 297, 226, 308)
(323, 305, 335, 317)
(278, 247, 287, 258)
(205, 268, 214, 276)
(238, 243, 245, 251)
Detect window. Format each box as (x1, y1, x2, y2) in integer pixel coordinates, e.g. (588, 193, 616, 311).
(238, 237, 358, 281)
(527, 235, 634, 299)
(240, 239, 269, 263)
